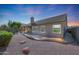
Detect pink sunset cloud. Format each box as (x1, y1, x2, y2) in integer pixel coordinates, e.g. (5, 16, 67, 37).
(27, 7, 41, 15)
(14, 6, 42, 16)
(68, 21, 79, 26)
(20, 7, 41, 16)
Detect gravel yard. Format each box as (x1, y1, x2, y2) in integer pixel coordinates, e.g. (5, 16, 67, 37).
(1, 33, 79, 55)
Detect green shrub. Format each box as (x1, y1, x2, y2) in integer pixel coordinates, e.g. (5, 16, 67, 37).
(0, 31, 13, 46)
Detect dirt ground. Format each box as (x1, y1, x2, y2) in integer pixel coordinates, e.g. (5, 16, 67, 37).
(2, 33, 79, 55)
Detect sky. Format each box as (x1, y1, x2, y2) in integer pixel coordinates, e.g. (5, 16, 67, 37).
(0, 4, 79, 26)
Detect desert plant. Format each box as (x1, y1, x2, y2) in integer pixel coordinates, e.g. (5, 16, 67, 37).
(0, 31, 13, 46)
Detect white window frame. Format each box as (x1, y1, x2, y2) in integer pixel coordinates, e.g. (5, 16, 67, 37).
(40, 25, 46, 33)
(32, 26, 39, 33)
(52, 24, 61, 34)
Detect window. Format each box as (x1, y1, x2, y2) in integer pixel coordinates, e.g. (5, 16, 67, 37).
(32, 26, 39, 33)
(40, 25, 46, 33)
(52, 24, 61, 34)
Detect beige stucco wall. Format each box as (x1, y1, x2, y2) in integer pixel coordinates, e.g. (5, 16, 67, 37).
(31, 14, 67, 38)
(44, 21, 67, 38)
(31, 21, 67, 38)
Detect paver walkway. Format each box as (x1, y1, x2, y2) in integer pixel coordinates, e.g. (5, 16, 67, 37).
(2, 33, 79, 55)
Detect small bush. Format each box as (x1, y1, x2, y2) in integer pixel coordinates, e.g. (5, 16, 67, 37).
(0, 31, 13, 46)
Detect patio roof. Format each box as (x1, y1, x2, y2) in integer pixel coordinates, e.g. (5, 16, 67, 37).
(27, 14, 67, 26)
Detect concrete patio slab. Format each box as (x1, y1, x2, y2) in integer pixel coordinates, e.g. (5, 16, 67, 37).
(23, 34, 64, 43)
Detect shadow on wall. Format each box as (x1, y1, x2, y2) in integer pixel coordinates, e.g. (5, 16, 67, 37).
(64, 26, 79, 46)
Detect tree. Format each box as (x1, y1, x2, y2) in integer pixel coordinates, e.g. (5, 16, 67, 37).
(0, 20, 21, 33)
(8, 21, 21, 33)
(0, 24, 9, 31)
(8, 20, 12, 28)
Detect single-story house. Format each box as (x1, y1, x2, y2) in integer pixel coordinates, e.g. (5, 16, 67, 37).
(21, 14, 67, 38)
(20, 24, 31, 33)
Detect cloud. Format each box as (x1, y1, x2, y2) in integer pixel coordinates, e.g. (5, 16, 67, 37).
(13, 4, 24, 11)
(26, 8, 41, 16)
(66, 5, 76, 12)
(0, 12, 12, 16)
(13, 5, 45, 16)
(68, 21, 79, 26)
(0, 12, 13, 20)
(46, 4, 57, 10)
(19, 7, 41, 16)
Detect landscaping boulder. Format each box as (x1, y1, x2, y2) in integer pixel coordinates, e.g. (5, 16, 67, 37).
(19, 40, 26, 44)
(22, 47, 30, 55)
